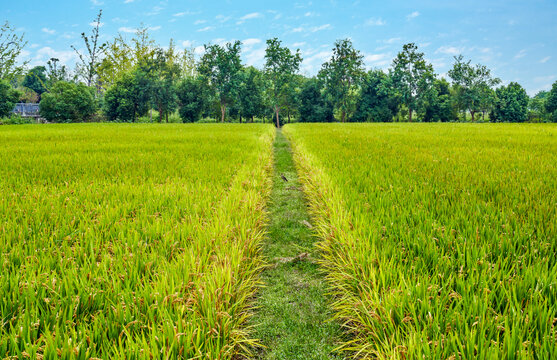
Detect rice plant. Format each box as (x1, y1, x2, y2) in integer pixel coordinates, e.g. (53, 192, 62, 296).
(284, 123, 557, 359)
(0, 123, 274, 359)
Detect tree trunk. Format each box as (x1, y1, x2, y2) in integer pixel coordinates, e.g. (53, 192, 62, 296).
(275, 106, 280, 128)
(133, 105, 136, 123)
(251, 116, 254, 123)
(408, 108, 413, 122)
(158, 104, 163, 123)
(471, 110, 475, 122)
(341, 110, 346, 123)
(165, 111, 168, 123)
(287, 110, 291, 123)
(239, 115, 242, 123)
(220, 105, 226, 123)
(149, 109, 153, 122)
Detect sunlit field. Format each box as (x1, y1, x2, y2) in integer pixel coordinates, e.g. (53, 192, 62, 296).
(284, 123, 557, 358)
(0, 124, 274, 359)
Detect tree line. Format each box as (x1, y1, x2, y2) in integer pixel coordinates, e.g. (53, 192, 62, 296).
(1, 12, 557, 125)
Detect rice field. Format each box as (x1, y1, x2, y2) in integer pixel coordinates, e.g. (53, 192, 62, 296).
(284, 123, 557, 359)
(0, 124, 274, 359)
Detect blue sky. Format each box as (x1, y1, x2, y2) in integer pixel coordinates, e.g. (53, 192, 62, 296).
(3, 0, 556, 94)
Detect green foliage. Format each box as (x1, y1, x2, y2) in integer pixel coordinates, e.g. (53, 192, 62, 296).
(40, 81, 96, 122)
(0, 124, 274, 359)
(0, 21, 28, 80)
(491, 82, 529, 122)
(0, 113, 34, 125)
(0, 79, 20, 117)
(103, 69, 151, 122)
(264, 38, 303, 127)
(546, 81, 557, 122)
(318, 39, 365, 123)
(448, 55, 501, 121)
(198, 41, 243, 122)
(147, 47, 180, 123)
(72, 10, 104, 87)
(353, 70, 399, 122)
(22, 66, 48, 100)
(236, 66, 266, 122)
(391, 43, 436, 122)
(422, 78, 456, 122)
(176, 77, 210, 122)
(299, 78, 334, 123)
(285, 123, 557, 359)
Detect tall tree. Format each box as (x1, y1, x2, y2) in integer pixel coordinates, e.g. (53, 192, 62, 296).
(46, 58, 71, 86)
(490, 82, 529, 123)
(72, 10, 104, 88)
(0, 79, 21, 117)
(0, 21, 27, 80)
(237, 66, 265, 122)
(177, 76, 210, 123)
(103, 69, 152, 122)
(22, 66, 48, 101)
(149, 46, 180, 123)
(318, 39, 365, 122)
(448, 55, 500, 121)
(546, 81, 557, 122)
(299, 77, 334, 123)
(391, 43, 435, 122)
(353, 70, 399, 122)
(264, 38, 302, 127)
(97, 34, 133, 91)
(422, 78, 455, 122)
(198, 41, 242, 122)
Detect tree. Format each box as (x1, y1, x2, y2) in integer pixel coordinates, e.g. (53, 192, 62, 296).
(490, 82, 529, 123)
(198, 41, 242, 122)
(353, 70, 399, 122)
(148, 46, 180, 123)
(0, 79, 20, 117)
(22, 66, 47, 101)
(103, 69, 151, 122)
(391, 43, 435, 122)
(177, 76, 210, 123)
(46, 58, 71, 86)
(96, 34, 133, 91)
(529, 91, 548, 122)
(319, 39, 365, 122)
(0, 21, 27, 80)
(72, 10, 104, 88)
(546, 81, 557, 122)
(40, 82, 96, 122)
(264, 38, 302, 127)
(448, 55, 500, 121)
(236, 66, 265, 122)
(299, 77, 334, 122)
(422, 78, 455, 122)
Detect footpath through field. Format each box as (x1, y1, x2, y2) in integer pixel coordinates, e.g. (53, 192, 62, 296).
(251, 129, 342, 359)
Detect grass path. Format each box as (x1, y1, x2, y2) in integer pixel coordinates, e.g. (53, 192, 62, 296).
(251, 129, 342, 359)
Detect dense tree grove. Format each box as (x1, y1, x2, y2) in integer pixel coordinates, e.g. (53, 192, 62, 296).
(1, 11, 556, 124)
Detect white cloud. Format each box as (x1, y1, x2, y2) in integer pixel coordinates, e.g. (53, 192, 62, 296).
(237, 12, 263, 24)
(300, 50, 332, 75)
(311, 24, 332, 32)
(292, 42, 306, 47)
(383, 37, 401, 44)
(194, 20, 207, 25)
(119, 27, 136, 33)
(124, 0, 135, 3)
(540, 56, 551, 63)
(91, 0, 103, 5)
(149, 26, 161, 31)
(407, 11, 420, 20)
(42, 28, 56, 35)
(436, 46, 462, 56)
(243, 38, 262, 47)
(514, 49, 527, 59)
(365, 18, 386, 26)
(304, 12, 317, 17)
(182, 40, 194, 48)
(244, 47, 266, 67)
(216, 14, 232, 23)
(89, 21, 104, 28)
(197, 26, 215, 32)
(292, 27, 304, 33)
(31, 47, 77, 67)
(240, 12, 262, 21)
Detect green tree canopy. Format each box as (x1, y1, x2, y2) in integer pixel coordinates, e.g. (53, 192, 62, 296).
(176, 76, 210, 123)
(546, 81, 557, 122)
(299, 77, 334, 123)
(40, 81, 96, 122)
(198, 41, 242, 122)
(103, 69, 152, 122)
(22, 66, 48, 100)
(0, 21, 27, 80)
(0, 79, 21, 117)
(391, 43, 435, 122)
(353, 70, 399, 122)
(264, 38, 302, 127)
(491, 82, 529, 122)
(318, 39, 365, 123)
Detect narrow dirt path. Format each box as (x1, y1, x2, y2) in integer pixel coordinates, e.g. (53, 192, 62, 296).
(251, 129, 342, 360)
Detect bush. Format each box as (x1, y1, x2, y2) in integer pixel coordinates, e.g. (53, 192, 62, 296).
(0, 79, 21, 118)
(40, 82, 96, 122)
(491, 82, 529, 123)
(0, 114, 35, 125)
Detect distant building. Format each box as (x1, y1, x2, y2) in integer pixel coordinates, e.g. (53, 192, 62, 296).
(13, 103, 40, 118)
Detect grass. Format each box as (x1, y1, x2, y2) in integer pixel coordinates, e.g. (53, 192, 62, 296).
(250, 129, 343, 359)
(284, 123, 557, 359)
(0, 123, 274, 359)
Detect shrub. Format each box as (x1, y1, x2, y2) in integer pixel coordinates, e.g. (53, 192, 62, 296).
(0, 79, 20, 118)
(40, 82, 96, 122)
